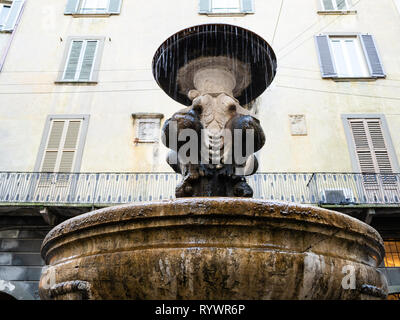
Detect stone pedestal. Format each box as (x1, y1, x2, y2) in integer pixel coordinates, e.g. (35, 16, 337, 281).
(39, 198, 387, 300)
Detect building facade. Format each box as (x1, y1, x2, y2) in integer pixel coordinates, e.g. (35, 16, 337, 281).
(0, 0, 399, 299)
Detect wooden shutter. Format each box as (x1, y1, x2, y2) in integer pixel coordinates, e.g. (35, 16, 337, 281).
(241, 0, 254, 12)
(315, 35, 337, 78)
(108, 0, 122, 14)
(64, 41, 83, 81)
(199, 0, 211, 13)
(78, 41, 98, 81)
(349, 119, 394, 176)
(360, 35, 385, 78)
(3, 0, 24, 32)
(65, 0, 79, 14)
(40, 120, 82, 173)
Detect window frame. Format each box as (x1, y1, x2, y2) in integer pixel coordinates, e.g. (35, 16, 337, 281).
(56, 36, 105, 84)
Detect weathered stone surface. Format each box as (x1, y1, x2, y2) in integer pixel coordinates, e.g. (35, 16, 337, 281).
(39, 198, 388, 300)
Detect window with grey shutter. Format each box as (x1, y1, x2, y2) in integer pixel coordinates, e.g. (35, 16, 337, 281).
(36, 115, 90, 174)
(316, 34, 385, 79)
(65, 0, 122, 15)
(58, 37, 105, 83)
(320, 0, 351, 11)
(40, 120, 82, 173)
(0, 0, 24, 32)
(200, 0, 254, 14)
(314, 35, 337, 78)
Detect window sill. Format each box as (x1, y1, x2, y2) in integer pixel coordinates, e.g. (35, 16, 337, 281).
(54, 81, 98, 85)
(327, 77, 383, 82)
(199, 12, 253, 17)
(65, 13, 116, 17)
(134, 140, 158, 144)
(317, 10, 357, 15)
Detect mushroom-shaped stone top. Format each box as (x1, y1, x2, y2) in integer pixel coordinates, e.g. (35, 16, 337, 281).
(152, 23, 277, 106)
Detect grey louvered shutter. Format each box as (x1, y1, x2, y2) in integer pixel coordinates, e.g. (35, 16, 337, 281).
(3, 0, 24, 32)
(64, 40, 83, 81)
(199, 0, 211, 13)
(335, 0, 347, 10)
(78, 41, 98, 81)
(65, 0, 79, 14)
(360, 34, 385, 78)
(322, 0, 334, 10)
(241, 0, 254, 12)
(41, 121, 65, 172)
(108, 0, 122, 14)
(59, 121, 81, 172)
(315, 35, 337, 78)
(349, 119, 394, 175)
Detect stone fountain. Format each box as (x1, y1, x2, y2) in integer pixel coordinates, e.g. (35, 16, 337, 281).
(39, 24, 388, 300)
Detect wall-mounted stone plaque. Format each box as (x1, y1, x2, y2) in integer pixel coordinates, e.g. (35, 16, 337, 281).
(289, 115, 307, 136)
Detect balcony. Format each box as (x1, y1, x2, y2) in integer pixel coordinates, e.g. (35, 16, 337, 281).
(0, 172, 399, 207)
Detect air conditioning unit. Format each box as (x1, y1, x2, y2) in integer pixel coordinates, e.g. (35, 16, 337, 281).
(321, 189, 354, 204)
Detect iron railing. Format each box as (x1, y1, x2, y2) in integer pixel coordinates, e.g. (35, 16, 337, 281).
(0, 172, 399, 206)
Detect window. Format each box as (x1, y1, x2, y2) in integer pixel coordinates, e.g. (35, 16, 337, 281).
(315, 34, 385, 79)
(80, 0, 109, 14)
(199, 0, 254, 14)
(330, 37, 369, 78)
(35, 115, 90, 173)
(320, 0, 350, 11)
(342, 115, 400, 199)
(347, 118, 394, 175)
(65, 0, 122, 15)
(0, 4, 11, 29)
(57, 37, 105, 83)
(0, 0, 24, 32)
(132, 113, 164, 143)
(384, 241, 400, 268)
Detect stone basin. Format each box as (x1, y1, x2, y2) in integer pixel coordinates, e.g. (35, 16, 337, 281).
(39, 198, 388, 300)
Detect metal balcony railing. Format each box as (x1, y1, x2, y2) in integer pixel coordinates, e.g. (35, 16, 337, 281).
(0, 172, 399, 206)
